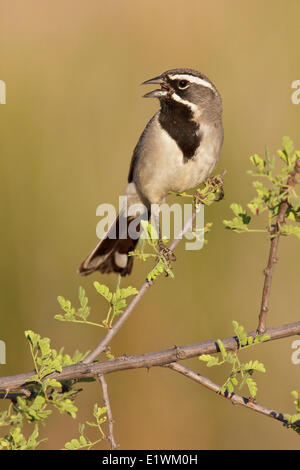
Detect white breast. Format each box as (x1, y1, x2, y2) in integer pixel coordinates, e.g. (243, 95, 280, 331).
(134, 114, 221, 204)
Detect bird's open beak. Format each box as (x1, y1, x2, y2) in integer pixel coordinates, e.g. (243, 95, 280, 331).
(142, 75, 169, 98)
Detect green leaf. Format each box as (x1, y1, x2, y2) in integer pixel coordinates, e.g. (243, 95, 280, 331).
(231, 377, 238, 386)
(141, 220, 159, 243)
(282, 136, 294, 159)
(147, 260, 165, 281)
(199, 354, 219, 367)
(25, 330, 40, 349)
(244, 360, 266, 373)
(249, 154, 265, 173)
(232, 321, 248, 346)
(281, 225, 300, 240)
(79, 435, 87, 446)
(246, 377, 258, 398)
(217, 339, 227, 361)
(253, 333, 270, 344)
(45, 379, 61, 389)
(93, 282, 112, 302)
(223, 204, 251, 232)
(227, 380, 234, 393)
(293, 196, 300, 210)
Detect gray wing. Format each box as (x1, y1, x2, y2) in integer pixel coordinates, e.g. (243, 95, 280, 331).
(128, 113, 158, 183)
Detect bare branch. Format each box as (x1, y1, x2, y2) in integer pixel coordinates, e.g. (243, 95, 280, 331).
(257, 158, 300, 333)
(166, 362, 300, 431)
(98, 374, 118, 450)
(0, 321, 299, 393)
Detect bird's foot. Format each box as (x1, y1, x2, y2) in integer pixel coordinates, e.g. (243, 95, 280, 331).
(158, 241, 176, 267)
(206, 173, 225, 201)
(194, 172, 226, 206)
(193, 189, 205, 204)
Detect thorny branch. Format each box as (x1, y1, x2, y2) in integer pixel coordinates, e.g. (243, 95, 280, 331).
(166, 363, 300, 430)
(0, 321, 299, 391)
(98, 374, 118, 450)
(257, 158, 300, 333)
(0, 322, 299, 434)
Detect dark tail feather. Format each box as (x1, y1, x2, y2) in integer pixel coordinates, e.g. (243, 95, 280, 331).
(78, 215, 139, 277)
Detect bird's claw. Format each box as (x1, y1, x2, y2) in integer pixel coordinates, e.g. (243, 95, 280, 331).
(158, 242, 176, 266)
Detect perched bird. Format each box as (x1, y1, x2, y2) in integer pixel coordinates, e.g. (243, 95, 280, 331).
(78, 68, 224, 277)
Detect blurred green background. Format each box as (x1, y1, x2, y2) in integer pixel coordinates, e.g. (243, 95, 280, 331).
(0, 0, 299, 450)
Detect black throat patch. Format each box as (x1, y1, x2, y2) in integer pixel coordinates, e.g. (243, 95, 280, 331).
(159, 97, 200, 160)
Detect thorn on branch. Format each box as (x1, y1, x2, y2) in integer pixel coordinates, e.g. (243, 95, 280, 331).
(174, 346, 187, 360)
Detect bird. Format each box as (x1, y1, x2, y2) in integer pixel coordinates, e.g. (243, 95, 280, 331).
(78, 68, 224, 277)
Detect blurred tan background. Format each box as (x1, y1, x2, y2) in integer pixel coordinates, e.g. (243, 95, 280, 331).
(0, 0, 299, 450)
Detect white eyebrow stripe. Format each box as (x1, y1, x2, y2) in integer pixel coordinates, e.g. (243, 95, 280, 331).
(168, 74, 215, 92)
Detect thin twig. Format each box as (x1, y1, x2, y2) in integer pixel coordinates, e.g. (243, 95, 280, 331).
(98, 374, 118, 450)
(257, 158, 300, 333)
(166, 362, 300, 431)
(0, 321, 299, 393)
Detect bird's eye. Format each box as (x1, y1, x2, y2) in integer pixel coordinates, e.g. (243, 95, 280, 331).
(178, 80, 189, 89)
